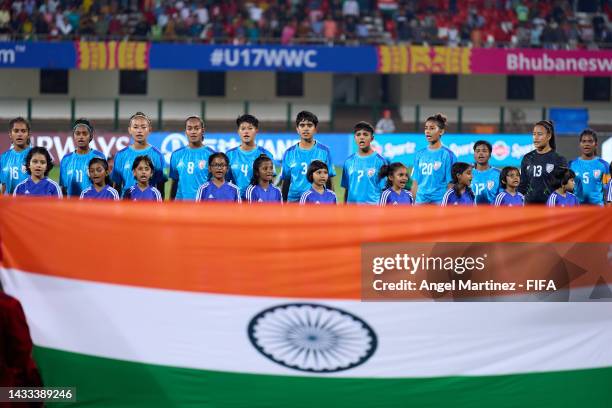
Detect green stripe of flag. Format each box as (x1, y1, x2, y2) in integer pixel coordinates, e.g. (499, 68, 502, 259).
(35, 347, 612, 408)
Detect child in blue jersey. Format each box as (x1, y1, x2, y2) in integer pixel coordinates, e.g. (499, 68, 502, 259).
(1, 117, 32, 195)
(569, 129, 610, 206)
(169, 116, 216, 201)
(494, 166, 525, 207)
(80, 157, 120, 201)
(60, 118, 105, 197)
(111, 112, 167, 198)
(342, 121, 388, 204)
(379, 162, 414, 206)
(280, 111, 336, 202)
(124, 155, 162, 202)
(441, 162, 475, 206)
(245, 154, 282, 203)
(471, 140, 500, 205)
(547, 167, 579, 207)
(227, 114, 275, 199)
(196, 152, 241, 203)
(13, 147, 62, 198)
(300, 160, 337, 205)
(411, 113, 457, 204)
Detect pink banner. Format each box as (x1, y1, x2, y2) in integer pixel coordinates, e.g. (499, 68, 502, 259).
(471, 48, 612, 76)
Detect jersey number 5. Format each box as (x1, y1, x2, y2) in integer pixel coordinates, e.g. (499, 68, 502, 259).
(582, 173, 589, 184)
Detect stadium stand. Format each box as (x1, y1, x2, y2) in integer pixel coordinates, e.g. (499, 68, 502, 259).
(1, 0, 612, 48)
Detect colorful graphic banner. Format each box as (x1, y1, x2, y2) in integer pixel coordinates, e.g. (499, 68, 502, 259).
(2, 41, 611, 75)
(377, 46, 612, 76)
(76, 41, 150, 70)
(0, 199, 611, 407)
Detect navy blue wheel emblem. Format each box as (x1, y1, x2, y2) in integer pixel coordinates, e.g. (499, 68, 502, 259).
(247, 303, 377, 373)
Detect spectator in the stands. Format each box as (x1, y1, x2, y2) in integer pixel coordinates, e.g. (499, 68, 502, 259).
(375, 110, 396, 134)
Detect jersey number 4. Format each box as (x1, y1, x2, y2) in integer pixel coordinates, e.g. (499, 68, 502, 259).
(241, 164, 249, 177)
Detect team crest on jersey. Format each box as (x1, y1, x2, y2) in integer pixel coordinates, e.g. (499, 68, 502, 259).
(21, 165, 26, 173)
(199, 160, 206, 170)
(545, 163, 554, 173)
(433, 161, 442, 170)
(487, 180, 495, 190)
(367, 168, 376, 177)
(593, 169, 601, 179)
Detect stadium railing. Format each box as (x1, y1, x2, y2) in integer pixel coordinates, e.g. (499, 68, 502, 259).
(0, 97, 610, 132)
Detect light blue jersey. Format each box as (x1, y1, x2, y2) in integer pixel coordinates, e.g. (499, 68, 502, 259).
(59, 149, 105, 197)
(411, 146, 457, 204)
(471, 167, 501, 205)
(569, 157, 609, 206)
(169, 145, 216, 200)
(341, 152, 388, 204)
(226, 146, 275, 198)
(280, 141, 336, 202)
(111, 145, 167, 196)
(0, 147, 31, 195)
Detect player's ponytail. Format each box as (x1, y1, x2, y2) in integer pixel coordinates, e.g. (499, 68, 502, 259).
(129, 111, 152, 128)
(536, 120, 556, 150)
(425, 113, 448, 131)
(73, 118, 95, 142)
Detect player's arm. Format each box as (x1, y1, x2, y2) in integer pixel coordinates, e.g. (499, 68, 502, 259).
(326, 153, 336, 192)
(0, 184, 5, 195)
(58, 162, 67, 196)
(156, 180, 166, 200)
(281, 178, 291, 202)
(110, 160, 123, 195)
(170, 178, 178, 200)
(518, 156, 529, 195)
(410, 160, 419, 198)
(445, 152, 456, 191)
(279, 153, 291, 202)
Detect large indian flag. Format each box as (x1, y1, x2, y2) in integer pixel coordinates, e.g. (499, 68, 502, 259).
(1, 198, 611, 407)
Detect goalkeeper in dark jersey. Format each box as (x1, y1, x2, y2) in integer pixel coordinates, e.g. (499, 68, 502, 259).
(518, 120, 568, 204)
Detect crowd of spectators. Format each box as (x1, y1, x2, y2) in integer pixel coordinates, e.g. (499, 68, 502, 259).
(1, 0, 611, 48)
